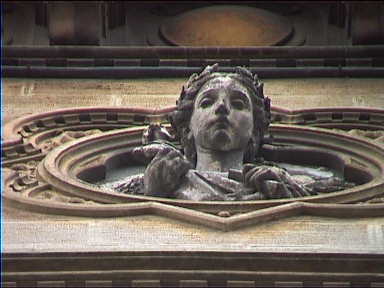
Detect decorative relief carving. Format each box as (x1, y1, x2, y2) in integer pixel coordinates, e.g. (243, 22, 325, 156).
(1, 78, 384, 228)
(39, 129, 103, 153)
(9, 161, 38, 192)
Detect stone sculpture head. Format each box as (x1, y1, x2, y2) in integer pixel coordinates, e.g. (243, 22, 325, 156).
(169, 64, 271, 166)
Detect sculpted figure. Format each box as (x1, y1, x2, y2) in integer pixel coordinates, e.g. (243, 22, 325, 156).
(110, 64, 352, 200)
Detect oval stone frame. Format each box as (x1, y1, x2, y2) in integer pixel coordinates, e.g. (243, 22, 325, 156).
(3, 106, 384, 230)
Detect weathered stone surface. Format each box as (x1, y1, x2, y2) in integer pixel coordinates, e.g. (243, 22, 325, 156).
(3, 77, 384, 124)
(3, 203, 384, 254)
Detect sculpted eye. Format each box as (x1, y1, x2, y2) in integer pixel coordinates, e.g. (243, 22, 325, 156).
(200, 98, 214, 108)
(231, 99, 246, 110)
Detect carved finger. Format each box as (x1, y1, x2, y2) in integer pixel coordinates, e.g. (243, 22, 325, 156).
(243, 163, 256, 176)
(245, 167, 283, 189)
(293, 184, 311, 197)
(244, 166, 268, 187)
(244, 167, 265, 189)
(164, 151, 190, 175)
(151, 147, 173, 163)
(277, 182, 294, 199)
(166, 150, 185, 161)
(281, 184, 294, 199)
(261, 181, 279, 199)
(270, 169, 309, 198)
(170, 158, 191, 179)
(281, 173, 312, 197)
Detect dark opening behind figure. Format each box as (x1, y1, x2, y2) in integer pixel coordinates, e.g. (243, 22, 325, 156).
(112, 64, 353, 200)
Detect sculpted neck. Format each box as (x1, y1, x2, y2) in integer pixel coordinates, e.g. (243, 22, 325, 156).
(195, 147, 244, 172)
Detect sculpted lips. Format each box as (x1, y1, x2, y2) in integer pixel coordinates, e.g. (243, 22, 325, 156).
(208, 116, 231, 129)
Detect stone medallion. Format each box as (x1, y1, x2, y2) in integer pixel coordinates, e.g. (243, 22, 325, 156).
(2, 106, 384, 231)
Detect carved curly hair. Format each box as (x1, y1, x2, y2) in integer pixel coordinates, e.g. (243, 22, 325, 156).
(169, 63, 271, 166)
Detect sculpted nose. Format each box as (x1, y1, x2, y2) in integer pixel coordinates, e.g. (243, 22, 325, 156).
(215, 100, 229, 115)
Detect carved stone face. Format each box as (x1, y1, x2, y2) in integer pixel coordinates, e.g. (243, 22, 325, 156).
(190, 76, 254, 152)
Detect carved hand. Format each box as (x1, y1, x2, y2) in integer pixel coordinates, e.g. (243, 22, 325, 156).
(144, 147, 192, 198)
(243, 164, 312, 199)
